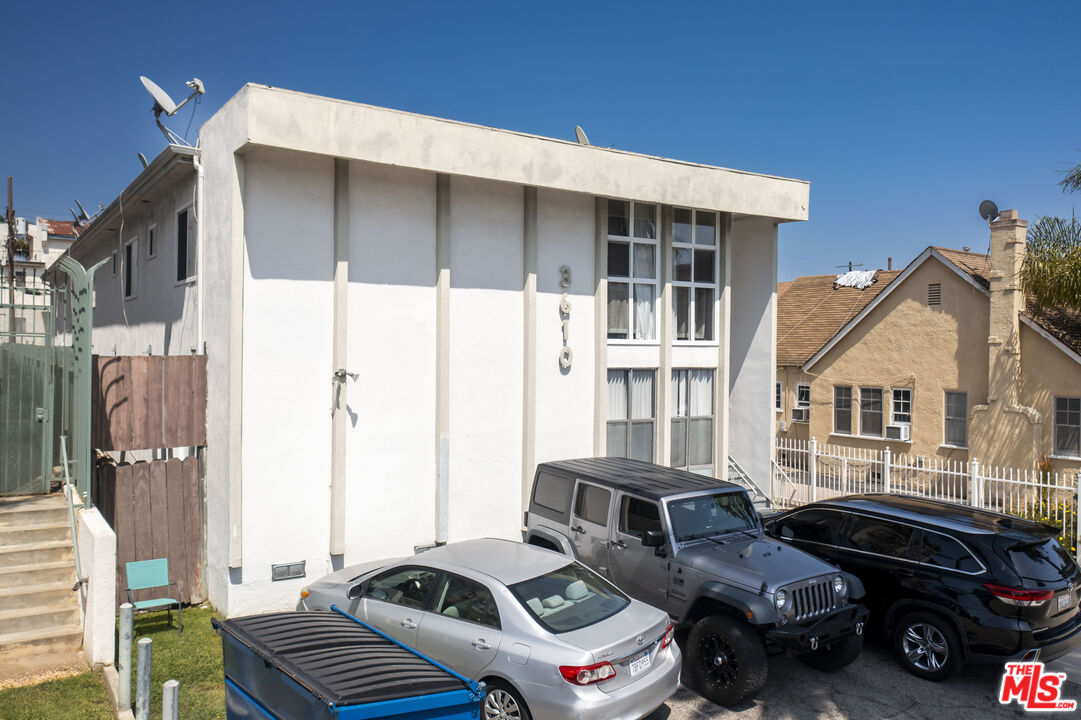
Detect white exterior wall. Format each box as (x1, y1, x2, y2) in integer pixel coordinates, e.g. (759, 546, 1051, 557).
(76, 505, 116, 667)
(74, 175, 200, 356)
(727, 216, 778, 487)
(343, 161, 437, 560)
(233, 148, 335, 614)
(448, 177, 524, 542)
(534, 189, 596, 465)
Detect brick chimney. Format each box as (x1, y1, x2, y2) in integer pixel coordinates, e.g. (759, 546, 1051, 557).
(986, 209, 1027, 405)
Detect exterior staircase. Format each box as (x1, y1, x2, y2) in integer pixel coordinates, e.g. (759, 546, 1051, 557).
(0, 494, 82, 659)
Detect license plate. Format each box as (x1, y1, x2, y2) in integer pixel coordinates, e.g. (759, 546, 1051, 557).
(1058, 593, 1072, 611)
(628, 651, 651, 677)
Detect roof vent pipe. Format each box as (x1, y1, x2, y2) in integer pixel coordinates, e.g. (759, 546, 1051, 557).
(887, 257, 892, 271)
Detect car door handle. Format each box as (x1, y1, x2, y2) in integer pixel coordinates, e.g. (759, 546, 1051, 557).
(401, 619, 417, 629)
(571, 525, 586, 535)
(611, 539, 626, 550)
(472, 639, 491, 650)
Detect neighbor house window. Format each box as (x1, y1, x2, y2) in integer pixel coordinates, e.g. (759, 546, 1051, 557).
(607, 201, 657, 340)
(776, 382, 782, 412)
(147, 224, 156, 259)
(672, 208, 717, 341)
(123, 238, 137, 299)
(672, 369, 714, 474)
(607, 369, 655, 462)
(796, 384, 810, 416)
(1055, 397, 1081, 457)
(860, 387, 884, 437)
(834, 386, 852, 434)
(14, 270, 26, 287)
(176, 207, 195, 282)
(944, 391, 967, 447)
(892, 388, 912, 425)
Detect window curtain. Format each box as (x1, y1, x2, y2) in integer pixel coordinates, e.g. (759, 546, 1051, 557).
(634, 284, 656, 339)
(671, 371, 688, 417)
(630, 370, 654, 420)
(607, 370, 628, 421)
(689, 370, 713, 416)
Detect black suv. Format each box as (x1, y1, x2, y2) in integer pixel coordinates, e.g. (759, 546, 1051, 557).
(764, 494, 1081, 680)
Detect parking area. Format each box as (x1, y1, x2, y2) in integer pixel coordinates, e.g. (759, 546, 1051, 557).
(648, 636, 1081, 719)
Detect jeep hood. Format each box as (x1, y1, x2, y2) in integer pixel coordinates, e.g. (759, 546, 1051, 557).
(679, 536, 839, 593)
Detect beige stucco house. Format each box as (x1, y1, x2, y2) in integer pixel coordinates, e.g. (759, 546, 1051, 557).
(776, 210, 1081, 474)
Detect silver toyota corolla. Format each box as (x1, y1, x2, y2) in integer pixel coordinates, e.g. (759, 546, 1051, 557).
(298, 538, 680, 720)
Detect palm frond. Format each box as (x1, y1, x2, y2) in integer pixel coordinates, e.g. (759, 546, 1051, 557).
(1061, 161, 1081, 194)
(1020, 215, 1081, 314)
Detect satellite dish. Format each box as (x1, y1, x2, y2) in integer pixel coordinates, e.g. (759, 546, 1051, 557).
(137, 152, 149, 169)
(979, 200, 999, 223)
(574, 125, 590, 146)
(141, 76, 178, 115)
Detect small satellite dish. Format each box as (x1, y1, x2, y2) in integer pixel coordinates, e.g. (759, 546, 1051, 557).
(979, 199, 999, 223)
(137, 152, 149, 169)
(574, 125, 590, 146)
(139, 75, 206, 146)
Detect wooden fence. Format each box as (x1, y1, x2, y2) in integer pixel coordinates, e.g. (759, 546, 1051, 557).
(94, 458, 205, 608)
(92, 355, 207, 451)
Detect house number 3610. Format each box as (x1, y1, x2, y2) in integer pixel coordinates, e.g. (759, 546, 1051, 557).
(559, 265, 573, 369)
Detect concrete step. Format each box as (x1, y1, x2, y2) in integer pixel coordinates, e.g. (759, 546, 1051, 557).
(0, 582, 75, 611)
(0, 521, 71, 546)
(0, 495, 68, 528)
(0, 602, 81, 635)
(0, 624, 82, 657)
(0, 540, 72, 566)
(0, 560, 76, 590)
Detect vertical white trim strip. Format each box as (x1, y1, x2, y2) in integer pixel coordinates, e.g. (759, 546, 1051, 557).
(715, 213, 732, 478)
(227, 154, 245, 569)
(657, 205, 673, 465)
(329, 158, 349, 556)
(594, 198, 608, 455)
(522, 187, 538, 516)
(435, 174, 451, 543)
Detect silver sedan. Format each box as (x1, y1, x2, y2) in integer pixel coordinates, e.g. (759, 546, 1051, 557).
(298, 538, 680, 720)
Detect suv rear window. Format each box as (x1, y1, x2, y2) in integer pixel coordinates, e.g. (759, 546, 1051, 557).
(510, 563, 629, 633)
(1005, 538, 1076, 582)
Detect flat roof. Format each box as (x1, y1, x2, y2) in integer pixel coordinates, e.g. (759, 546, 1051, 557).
(537, 457, 739, 501)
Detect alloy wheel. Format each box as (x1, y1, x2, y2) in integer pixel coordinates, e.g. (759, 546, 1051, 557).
(483, 688, 522, 720)
(902, 622, 948, 672)
(698, 632, 740, 687)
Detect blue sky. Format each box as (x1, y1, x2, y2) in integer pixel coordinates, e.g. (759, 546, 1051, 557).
(3, 1, 1079, 280)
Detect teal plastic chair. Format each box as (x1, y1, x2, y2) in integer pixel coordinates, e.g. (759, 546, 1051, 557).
(125, 558, 183, 635)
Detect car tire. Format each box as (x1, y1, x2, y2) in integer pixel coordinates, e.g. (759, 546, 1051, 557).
(798, 632, 863, 672)
(893, 610, 963, 681)
(686, 615, 768, 707)
(482, 679, 532, 720)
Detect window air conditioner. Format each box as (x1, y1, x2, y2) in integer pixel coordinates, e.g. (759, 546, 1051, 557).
(885, 424, 911, 441)
(792, 407, 809, 423)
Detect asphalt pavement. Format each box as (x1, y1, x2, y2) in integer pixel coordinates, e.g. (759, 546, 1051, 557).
(646, 635, 1081, 719)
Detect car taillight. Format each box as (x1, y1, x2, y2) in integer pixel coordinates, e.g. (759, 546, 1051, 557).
(559, 661, 615, 685)
(661, 623, 675, 649)
(983, 583, 1054, 607)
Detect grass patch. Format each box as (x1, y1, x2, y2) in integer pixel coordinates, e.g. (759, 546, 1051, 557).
(0, 671, 113, 720)
(119, 604, 226, 720)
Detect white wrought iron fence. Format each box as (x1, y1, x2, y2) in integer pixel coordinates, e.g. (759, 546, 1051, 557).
(773, 437, 1080, 560)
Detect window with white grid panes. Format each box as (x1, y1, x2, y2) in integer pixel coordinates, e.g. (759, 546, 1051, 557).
(892, 388, 912, 425)
(607, 369, 655, 462)
(1055, 397, 1080, 457)
(607, 201, 658, 340)
(672, 208, 717, 342)
(672, 369, 714, 474)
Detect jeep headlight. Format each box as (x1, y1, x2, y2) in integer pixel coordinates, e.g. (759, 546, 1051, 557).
(775, 589, 787, 610)
(833, 575, 846, 597)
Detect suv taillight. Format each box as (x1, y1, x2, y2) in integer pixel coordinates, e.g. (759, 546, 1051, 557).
(983, 583, 1054, 607)
(661, 623, 675, 649)
(559, 661, 615, 685)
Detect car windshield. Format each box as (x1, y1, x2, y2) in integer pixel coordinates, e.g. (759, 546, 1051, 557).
(509, 563, 629, 633)
(667, 492, 757, 542)
(1006, 537, 1077, 582)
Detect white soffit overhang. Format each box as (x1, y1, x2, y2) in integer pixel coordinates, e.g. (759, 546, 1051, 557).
(238, 84, 809, 222)
(801, 248, 991, 372)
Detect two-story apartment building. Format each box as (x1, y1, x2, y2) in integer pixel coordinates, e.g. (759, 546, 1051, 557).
(64, 83, 807, 616)
(777, 211, 1081, 474)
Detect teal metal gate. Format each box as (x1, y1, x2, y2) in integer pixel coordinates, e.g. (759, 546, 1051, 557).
(0, 257, 101, 499)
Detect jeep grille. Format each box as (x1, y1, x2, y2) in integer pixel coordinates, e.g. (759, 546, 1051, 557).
(787, 578, 839, 622)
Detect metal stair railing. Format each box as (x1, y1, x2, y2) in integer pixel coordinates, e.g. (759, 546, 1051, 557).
(727, 456, 772, 508)
(60, 435, 87, 591)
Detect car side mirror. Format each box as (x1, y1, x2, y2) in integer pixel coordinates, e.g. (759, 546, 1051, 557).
(642, 529, 665, 547)
(347, 582, 366, 600)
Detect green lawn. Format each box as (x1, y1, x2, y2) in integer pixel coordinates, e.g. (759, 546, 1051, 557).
(0, 671, 114, 720)
(119, 604, 226, 720)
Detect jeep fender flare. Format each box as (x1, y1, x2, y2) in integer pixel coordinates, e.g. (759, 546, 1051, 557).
(843, 572, 866, 601)
(684, 581, 780, 627)
(524, 527, 577, 558)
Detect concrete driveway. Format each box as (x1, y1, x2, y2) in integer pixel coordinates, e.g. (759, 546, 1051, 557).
(646, 636, 1081, 719)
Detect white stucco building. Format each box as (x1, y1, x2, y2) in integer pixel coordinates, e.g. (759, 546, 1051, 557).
(65, 84, 808, 616)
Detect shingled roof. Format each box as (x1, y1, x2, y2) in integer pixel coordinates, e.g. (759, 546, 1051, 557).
(777, 269, 901, 366)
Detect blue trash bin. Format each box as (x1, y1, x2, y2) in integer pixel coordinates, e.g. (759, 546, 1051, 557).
(214, 606, 484, 720)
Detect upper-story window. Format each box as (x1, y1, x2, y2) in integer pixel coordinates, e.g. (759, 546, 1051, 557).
(123, 238, 138, 299)
(607, 201, 657, 341)
(672, 208, 717, 342)
(176, 207, 196, 282)
(944, 391, 967, 447)
(1055, 397, 1080, 457)
(892, 388, 912, 425)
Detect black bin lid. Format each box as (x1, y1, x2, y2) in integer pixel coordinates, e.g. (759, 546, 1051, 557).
(215, 611, 471, 707)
